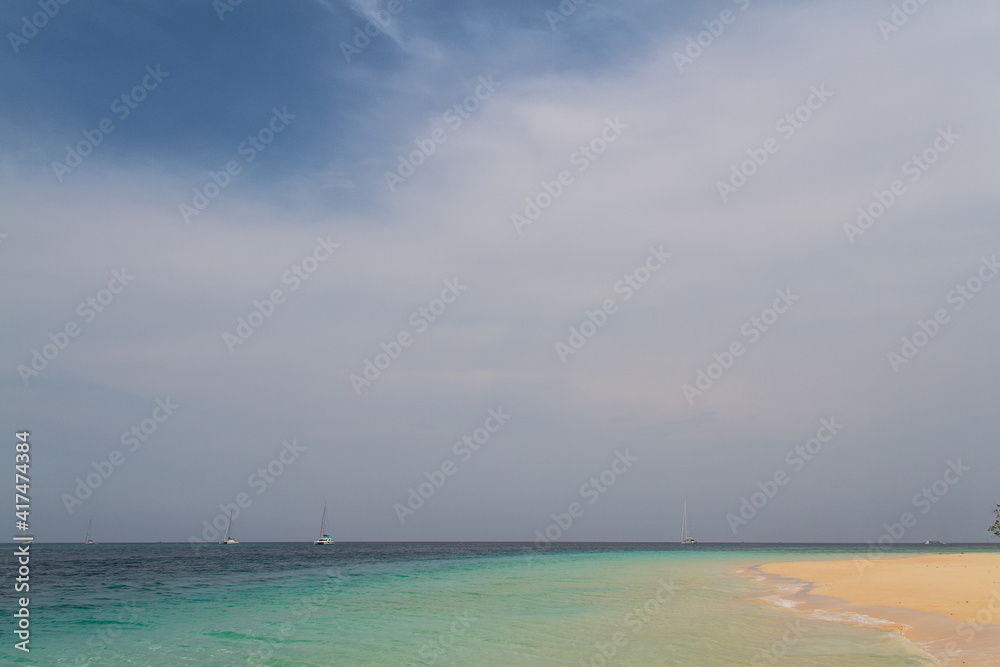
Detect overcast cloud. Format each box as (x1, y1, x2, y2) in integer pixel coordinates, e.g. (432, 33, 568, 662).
(2, 0, 998, 544)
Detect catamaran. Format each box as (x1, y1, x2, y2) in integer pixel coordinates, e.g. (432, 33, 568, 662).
(314, 504, 334, 545)
(680, 503, 697, 544)
(219, 510, 239, 544)
(84, 519, 95, 545)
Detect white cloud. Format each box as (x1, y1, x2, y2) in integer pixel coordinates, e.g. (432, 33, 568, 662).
(2, 0, 999, 541)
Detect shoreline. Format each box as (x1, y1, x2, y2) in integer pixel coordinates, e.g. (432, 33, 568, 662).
(752, 553, 1000, 665)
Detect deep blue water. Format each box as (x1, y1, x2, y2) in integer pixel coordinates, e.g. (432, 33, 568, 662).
(4, 543, 992, 665)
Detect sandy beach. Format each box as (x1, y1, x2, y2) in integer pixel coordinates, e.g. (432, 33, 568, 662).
(757, 553, 1000, 664)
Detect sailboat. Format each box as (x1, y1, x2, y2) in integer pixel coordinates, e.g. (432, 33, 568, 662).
(680, 503, 697, 545)
(314, 504, 334, 545)
(84, 519, 95, 545)
(219, 510, 239, 544)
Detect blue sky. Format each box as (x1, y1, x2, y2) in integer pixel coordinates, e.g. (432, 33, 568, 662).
(2, 0, 999, 544)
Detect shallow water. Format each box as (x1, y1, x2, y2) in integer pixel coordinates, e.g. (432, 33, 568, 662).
(7, 543, 991, 665)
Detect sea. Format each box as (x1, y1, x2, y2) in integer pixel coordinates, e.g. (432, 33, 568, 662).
(5, 543, 995, 666)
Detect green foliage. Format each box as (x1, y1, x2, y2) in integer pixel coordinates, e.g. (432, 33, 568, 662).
(990, 504, 1000, 538)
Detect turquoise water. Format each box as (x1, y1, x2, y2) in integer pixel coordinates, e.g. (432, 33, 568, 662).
(7, 543, 989, 665)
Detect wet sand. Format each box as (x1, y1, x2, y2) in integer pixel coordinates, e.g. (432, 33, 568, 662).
(755, 553, 1000, 665)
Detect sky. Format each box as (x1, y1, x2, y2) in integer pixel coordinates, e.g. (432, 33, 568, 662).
(1, 0, 999, 545)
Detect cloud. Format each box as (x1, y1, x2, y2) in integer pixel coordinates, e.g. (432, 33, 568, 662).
(2, 0, 999, 543)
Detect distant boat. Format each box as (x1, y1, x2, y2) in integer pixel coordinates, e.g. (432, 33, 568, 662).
(314, 503, 334, 545)
(680, 503, 697, 545)
(924, 540, 945, 545)
(84, 519, 95, 545)
(219, 510, 239, 545)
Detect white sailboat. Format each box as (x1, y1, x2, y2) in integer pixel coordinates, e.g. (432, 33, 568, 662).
(219, 510, 239, 544)
(314, 504, 334, 545)
(84, 519, 95, 545)
(680, 503, 697, 544)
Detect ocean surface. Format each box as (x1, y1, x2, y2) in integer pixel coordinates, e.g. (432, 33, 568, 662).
(5, 543, 994, 666)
